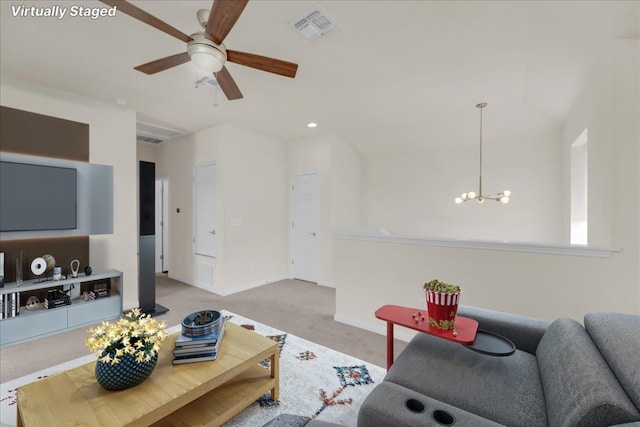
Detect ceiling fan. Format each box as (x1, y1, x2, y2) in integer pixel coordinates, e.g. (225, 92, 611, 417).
(100, 0, 298, 100)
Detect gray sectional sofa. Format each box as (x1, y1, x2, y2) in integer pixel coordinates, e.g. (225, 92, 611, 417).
(354, 307, 640, 427)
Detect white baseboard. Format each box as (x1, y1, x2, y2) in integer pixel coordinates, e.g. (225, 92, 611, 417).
(214, 274, 291, 296)
(286, 275, 334, 288)
(167, 274, 193, 286)
(333, 313, 417, 343)
(317, 280, 335, 288)
(162, 273, 289, 296)
(123, 300, 139, 312)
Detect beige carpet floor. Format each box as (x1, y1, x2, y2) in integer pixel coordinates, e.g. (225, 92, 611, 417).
(1, 275, 406, 383)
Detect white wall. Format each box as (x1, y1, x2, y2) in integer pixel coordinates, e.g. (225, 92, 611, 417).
(331, 137, 364, 228)
(334, 35, 640, 334)
(334, 236, 634, 341)
(1, 76, 139, 309)
(363, 129, 564, 243)
(157, 130, 363, 292)
(155, 131, 197, 285)
(217, 125, 289, 293)
(137, 142, 158, 164)
(288, 134, 362, 287)
(156, 124, 289, 295)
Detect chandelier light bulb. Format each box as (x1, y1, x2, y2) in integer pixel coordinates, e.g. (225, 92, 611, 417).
(467, 191, 477, 199)
(478, 197, 485, 204)
(461, 193, 468, 199)
(455, 197, 463, 204)
(503, 190, 511, 197)
(500, 196, 510, 204)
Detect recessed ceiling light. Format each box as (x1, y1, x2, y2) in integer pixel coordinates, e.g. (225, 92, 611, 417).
(115, 98, 128, 106)
(307, 122, 318, 128)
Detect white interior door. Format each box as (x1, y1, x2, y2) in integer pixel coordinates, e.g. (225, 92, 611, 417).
(193, 163, 217, 258)
(291, 173, 319, 283)
(155, 177, 169, 273)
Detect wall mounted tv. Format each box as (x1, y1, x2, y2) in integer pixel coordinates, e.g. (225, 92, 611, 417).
(0, 161, 77, 231)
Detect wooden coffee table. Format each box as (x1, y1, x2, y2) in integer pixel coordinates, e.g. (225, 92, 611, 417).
(16, 322, 279, 427)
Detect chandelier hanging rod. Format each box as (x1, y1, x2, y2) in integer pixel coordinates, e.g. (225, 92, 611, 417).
(455, 102, 511, 204)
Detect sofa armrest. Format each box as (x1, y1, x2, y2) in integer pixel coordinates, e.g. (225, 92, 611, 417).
(457, 305, 550, 354)
(584, 312, 640, 410)
(358, 382, 505, 427)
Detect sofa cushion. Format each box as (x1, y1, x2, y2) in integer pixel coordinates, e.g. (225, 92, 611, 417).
(584, 312, 640, 409)
(384, 332, 547, 427)
(536, 317, 640, 427)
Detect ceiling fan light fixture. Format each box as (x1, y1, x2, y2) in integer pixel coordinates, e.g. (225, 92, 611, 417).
(187, 32, 226, 73)
(191, 51, 224, 72)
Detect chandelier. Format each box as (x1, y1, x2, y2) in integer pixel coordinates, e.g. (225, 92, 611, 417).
(455, 102, 511, 204)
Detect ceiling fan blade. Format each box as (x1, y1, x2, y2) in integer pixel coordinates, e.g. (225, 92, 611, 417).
(134, 52, 191, 75)
(215, 67, 243, 100)
(100, 0, 192, 43)
(227, 50, 298, 78)
(205, 0, 249, 45)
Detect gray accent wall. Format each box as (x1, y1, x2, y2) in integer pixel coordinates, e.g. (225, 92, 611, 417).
(0, 152, 113, 239)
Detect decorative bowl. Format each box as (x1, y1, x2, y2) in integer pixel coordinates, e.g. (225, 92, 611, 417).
(181, 310, 222, 337)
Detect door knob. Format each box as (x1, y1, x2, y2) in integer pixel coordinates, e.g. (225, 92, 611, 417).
(209, 230, 216, 235)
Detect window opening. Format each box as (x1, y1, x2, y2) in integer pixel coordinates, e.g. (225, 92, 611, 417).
(570, 128, 588, 245)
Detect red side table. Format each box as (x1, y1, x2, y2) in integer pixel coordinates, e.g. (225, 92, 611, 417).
(375, 304, 479, 370)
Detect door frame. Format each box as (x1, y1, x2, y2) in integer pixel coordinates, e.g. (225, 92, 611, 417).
(155, 176, 169, 273)
(290, 172, 320, 283)
(192, 161, 218, 258)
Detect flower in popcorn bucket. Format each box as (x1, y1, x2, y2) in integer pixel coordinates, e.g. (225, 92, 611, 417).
(86, 308, 169, 365)
(423, 279, 462, 330)
(423, 279, 461, 295)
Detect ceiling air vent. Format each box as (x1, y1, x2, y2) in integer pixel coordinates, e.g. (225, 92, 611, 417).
(290, 5, 340, 42)
(136, 120, 186, 144)
(136, 135, 164, 144)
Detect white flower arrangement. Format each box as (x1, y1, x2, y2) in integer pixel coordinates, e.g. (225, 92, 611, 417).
(86, 308, 169, 365)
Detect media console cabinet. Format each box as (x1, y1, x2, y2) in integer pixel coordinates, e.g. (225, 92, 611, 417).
(0, 269, 122, 347)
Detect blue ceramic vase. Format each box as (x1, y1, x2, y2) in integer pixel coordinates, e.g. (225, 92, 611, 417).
(95, 353, 158, 391)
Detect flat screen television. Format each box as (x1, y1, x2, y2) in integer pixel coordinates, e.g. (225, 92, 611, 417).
(0, 161, 77, 232)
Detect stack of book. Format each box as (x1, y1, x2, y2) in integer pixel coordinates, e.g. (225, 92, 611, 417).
(89, 289, 111, 299)
(0, 292, 20, 319)
(172, 319, 226, 365)
(44, 292, 71, 309)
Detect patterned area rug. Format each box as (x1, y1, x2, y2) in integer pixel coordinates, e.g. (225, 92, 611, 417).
(0, 310, 385, 427)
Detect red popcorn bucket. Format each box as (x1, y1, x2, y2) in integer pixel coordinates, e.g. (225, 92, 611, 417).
(426, 290, 461, 330)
